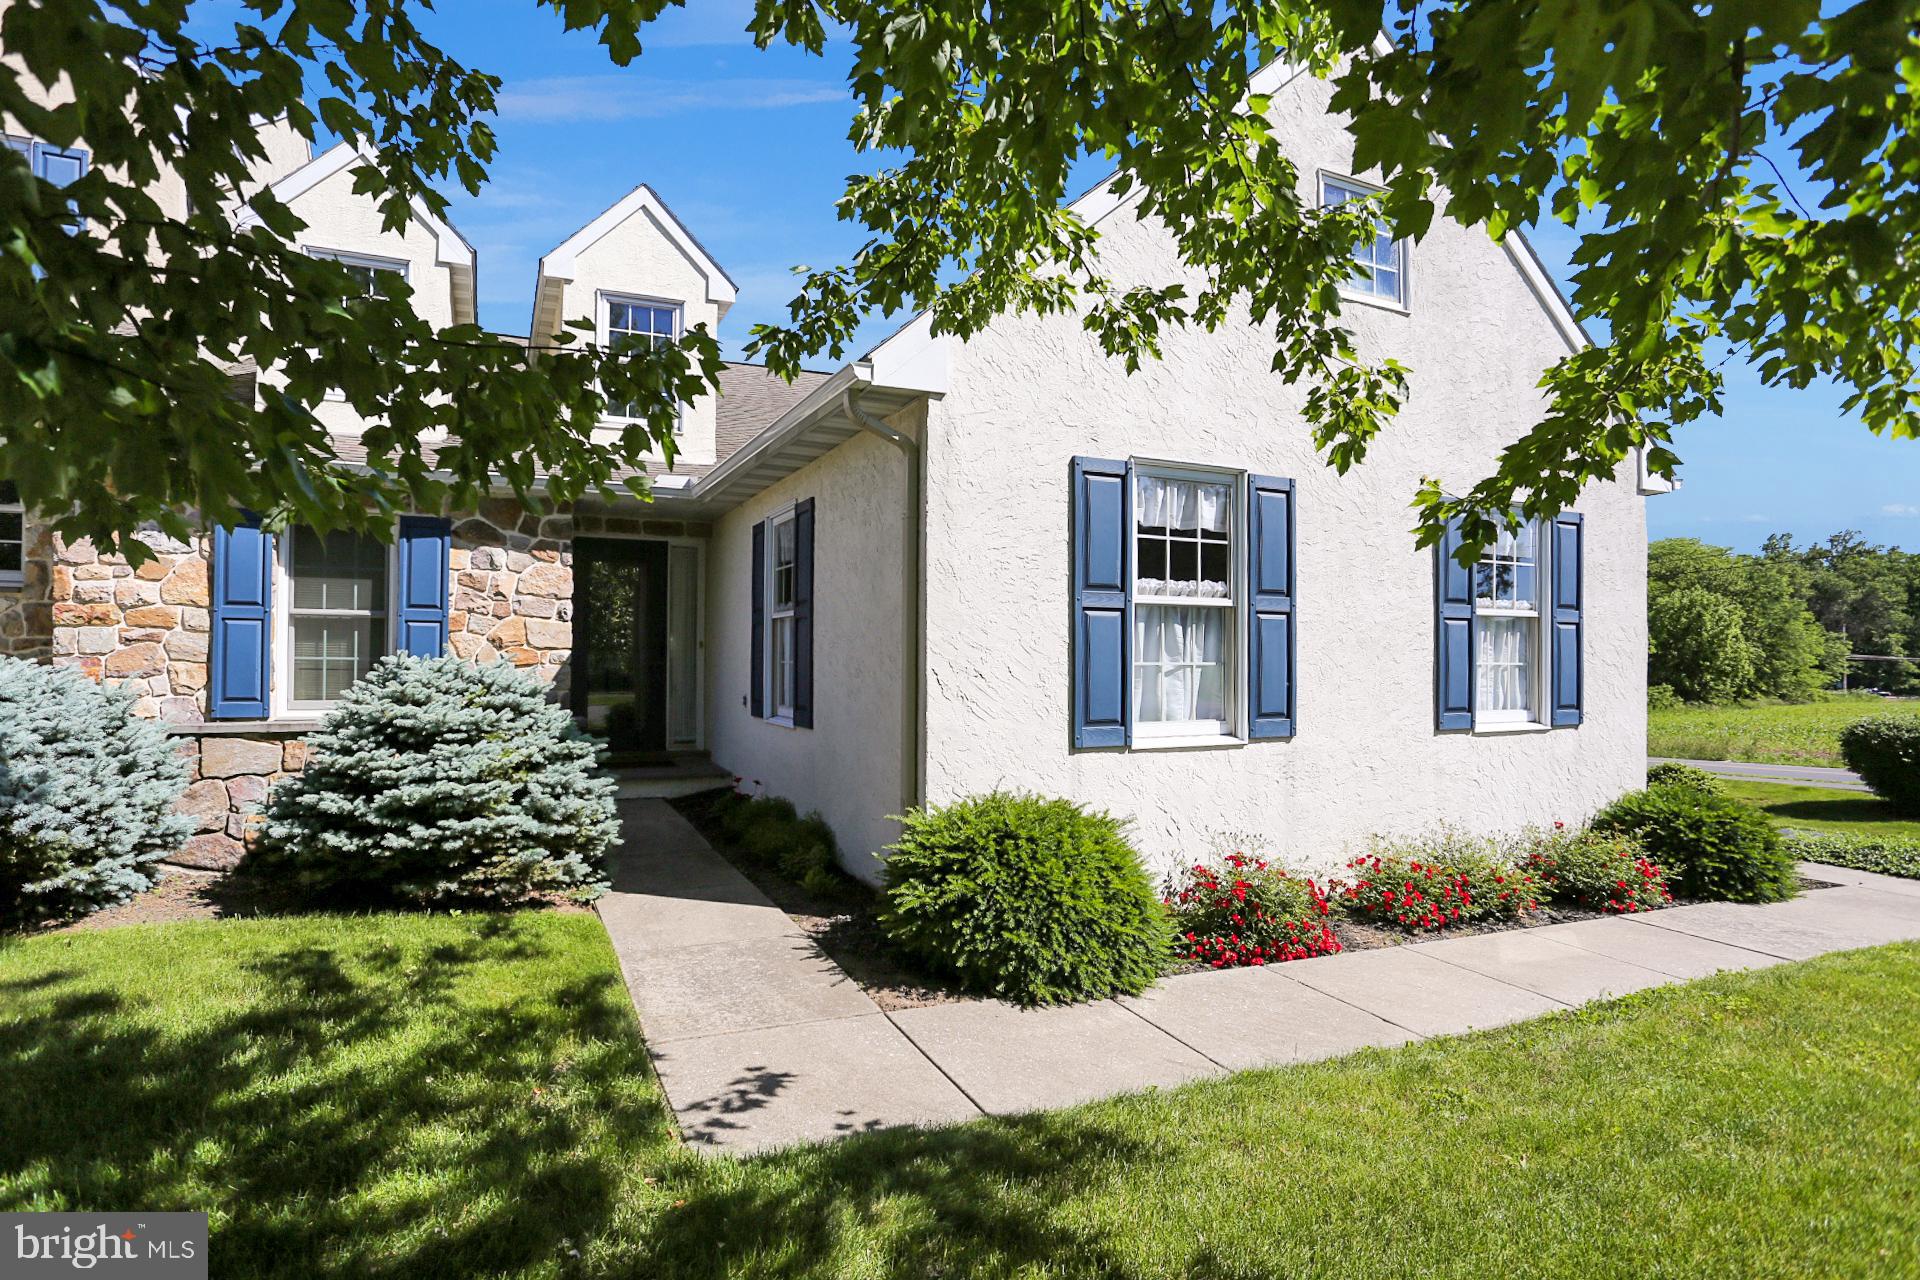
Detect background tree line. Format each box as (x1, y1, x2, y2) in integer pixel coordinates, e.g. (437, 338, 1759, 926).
(1649, 534, 1920, 704)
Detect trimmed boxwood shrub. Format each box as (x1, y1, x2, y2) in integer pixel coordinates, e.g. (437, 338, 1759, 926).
(1521, 827, 1673, 914)
(1646, 761, 1724, 796)
(0, 657, 191, 926)
(880, 791, 1170, 1005)
(1592, 783, 1796, 903)
(1839, 715, 1920, 815)
(1163, 852, 1340, 967)
(1783, 832, 1920, 880)
(254, 655, 617, 905)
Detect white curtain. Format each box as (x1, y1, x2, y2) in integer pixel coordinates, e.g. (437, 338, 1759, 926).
(1477, 616, 1535, 715)
(1134, 605, 1227, 724)
(1136, 476, 1229, 534)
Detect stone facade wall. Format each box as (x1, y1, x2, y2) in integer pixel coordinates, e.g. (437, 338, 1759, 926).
(171, 731, 308, 870)
(447, 500, 574, 697)
(49, 529, 212, 723)
(31, 501, 590, 869)
(0, 516, 56, 661)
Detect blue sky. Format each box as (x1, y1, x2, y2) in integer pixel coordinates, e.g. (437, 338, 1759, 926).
(404, 0, 1917, 553)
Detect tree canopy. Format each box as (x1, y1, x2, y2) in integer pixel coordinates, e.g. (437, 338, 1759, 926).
(3, 0, 1915, 557)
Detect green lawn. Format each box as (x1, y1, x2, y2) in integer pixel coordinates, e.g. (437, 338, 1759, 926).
(1723, 779, 1920, 839)
(1648, 693, 1914, 766)
(5, 915, 1920, 1278)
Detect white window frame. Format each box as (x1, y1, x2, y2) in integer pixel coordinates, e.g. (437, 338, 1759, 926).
(305, 248, 410, 401)
(596, 290, 685, 435)
(1128, 460, 1244, 745)
(762, 505, 799, 726)
(306, 246, 410, 293)
(1472, 519, 1552, 730)
(274, 523, 396, 717)
(1319, 172, 1409, 312)
(0, 483, 24, 591)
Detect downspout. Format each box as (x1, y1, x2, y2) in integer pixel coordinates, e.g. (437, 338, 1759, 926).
(842, 387, 923, 816)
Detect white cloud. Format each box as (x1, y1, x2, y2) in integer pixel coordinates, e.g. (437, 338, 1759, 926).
(1883, 503, 1920, 517)
(496, 75, 847, 124)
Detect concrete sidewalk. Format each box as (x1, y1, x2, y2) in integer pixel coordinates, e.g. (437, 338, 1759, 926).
(599, 800, 1920, 1154)
(1650, 756, 1869, 792)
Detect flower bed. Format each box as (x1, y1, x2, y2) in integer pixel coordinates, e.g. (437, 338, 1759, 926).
(1334, 831, 1543, 933)
(1163, 853, 1340, 968)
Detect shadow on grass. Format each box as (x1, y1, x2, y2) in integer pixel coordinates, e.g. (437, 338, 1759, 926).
(0, 916, 672, 1279)
(1753, 792, 1913, 829)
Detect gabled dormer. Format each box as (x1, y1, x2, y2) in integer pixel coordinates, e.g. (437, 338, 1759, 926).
(531, 185, 736, 466)
(234, 140, 478, 329)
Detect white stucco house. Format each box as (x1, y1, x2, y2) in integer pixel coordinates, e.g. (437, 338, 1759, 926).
(4, 58, 1664, 878)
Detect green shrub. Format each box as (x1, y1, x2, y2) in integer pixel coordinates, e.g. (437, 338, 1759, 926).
(1521, 826, 1673, 913)
(1336, 829, 1542, 931)
(881, 792, 1170, 1005)
(1592, 783, 1796, 903)
(1838, 715, 1920, 815)
(1782, 832, 1920, 880)
(722, 793, 845, 895)
(1645, 761, 1725, 795)
(1163, 852, 1340, 967)
(0, 658, 190, 926)
(1647, 683, 1684, 712)
(254, 655, 617, 905)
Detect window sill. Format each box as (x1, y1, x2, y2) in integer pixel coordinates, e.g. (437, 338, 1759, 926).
(1472, 720, 1551, 735)
(1129, 733, 1245, 752)
(764, 714, 802, 730)
(1336, 288, 1410, 316)
(0, 574, 23, 593)
(166, 719, 324, 737)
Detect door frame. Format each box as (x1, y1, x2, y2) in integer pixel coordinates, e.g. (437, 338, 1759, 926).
(570, 534, 706, 751)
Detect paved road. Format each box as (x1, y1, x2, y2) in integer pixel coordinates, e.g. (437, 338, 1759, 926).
(1651, 757, 1869, 793)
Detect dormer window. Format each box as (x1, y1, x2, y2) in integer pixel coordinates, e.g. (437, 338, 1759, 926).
(600, 293, 681, 423)
(307, 247, 408, 297)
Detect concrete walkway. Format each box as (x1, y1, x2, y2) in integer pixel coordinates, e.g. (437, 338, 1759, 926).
(599, 800, 1920, 1154)
(1651, 756, 1869, 792)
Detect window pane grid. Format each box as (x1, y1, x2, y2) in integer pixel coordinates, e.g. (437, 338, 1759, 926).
(1474, 522, 1544, 722)
(1131, 472, 1236, 734)
(1323, 177, 1405, 304)
(766, 513, 797, 718)
(606, 301, 680, 420)
(287, 527, 388, 706)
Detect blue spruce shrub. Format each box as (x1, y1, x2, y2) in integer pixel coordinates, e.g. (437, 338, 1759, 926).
(0, 657, 190, 926)
(256, 655, 618, 905)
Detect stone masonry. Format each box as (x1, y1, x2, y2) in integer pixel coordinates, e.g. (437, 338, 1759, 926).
(36, 500, 581, 869)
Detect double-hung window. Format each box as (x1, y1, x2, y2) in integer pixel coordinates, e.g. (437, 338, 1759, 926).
(1321, 174, 1406, 308)
(1473, 521, 1546, 725)
(285, 527, 389, 709)
(0, 482, 24, 590)
(1131, 467, 1237, 739)
(765, 511, 798, 719)
(307, 247, 408, 297)
(603, 296, 681, 423)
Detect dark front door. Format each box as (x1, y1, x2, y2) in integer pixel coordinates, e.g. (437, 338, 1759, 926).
(573, 538, 670, 755)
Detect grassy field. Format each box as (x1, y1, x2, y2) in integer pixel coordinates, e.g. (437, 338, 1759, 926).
(1723, 779, 1920, 839)
(1648, 693, 1916, 766)
(5, 914, 1920, 1278)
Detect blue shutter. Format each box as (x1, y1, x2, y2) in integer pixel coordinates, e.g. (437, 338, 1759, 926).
(1247, 474, 1296, 739)
(1435, 515, 1475, 732)
(394, 516, 452, 657)
(793, 498, 815, 729)
(209, 521, 273, 719)
(1071, 456, 1130, 748)
(749, 519, 766, 718)
(1550, 512, 1584, 727)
